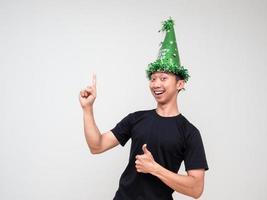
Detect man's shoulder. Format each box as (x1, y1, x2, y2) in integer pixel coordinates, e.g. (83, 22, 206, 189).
(129, 109, 154, 118)
(132, 109, 154, 114)
(180, 114, 201, 135)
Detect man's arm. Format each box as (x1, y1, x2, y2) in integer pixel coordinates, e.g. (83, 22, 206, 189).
(79, 74, 119, 154)
(83, 107, 119, 154)
(152, 165, 205, 199)
(135, 144, 205, 199)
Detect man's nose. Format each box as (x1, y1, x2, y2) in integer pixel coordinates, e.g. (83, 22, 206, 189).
(152, 80, 161, 88)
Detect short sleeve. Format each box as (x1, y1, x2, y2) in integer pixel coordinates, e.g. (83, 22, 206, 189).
(183, 129, 209, 171)
(111, 113, 133, 146)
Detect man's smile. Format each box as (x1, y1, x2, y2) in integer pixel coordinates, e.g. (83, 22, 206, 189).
(154, 90, 165, 96)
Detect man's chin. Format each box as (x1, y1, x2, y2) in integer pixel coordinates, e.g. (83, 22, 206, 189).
(154, 98, 167, 105)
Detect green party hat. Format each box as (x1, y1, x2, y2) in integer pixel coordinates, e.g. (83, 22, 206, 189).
(146, 17, 190, 82)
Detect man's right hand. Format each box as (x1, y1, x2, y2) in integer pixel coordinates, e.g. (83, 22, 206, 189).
(79, 74, 97, 110)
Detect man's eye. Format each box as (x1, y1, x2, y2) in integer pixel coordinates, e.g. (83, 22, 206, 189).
(161, 77, 167, 81)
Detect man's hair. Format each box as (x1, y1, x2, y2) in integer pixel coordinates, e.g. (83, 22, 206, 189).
(175, 75, 183, 81)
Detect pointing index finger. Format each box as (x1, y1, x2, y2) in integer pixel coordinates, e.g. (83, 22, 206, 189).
(92, 73, 96, 87)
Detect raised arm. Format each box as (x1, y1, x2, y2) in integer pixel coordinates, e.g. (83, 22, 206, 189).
(79, 74, 119, 154)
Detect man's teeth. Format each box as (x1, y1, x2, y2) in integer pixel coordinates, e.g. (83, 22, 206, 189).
(155, 91, 164, 95)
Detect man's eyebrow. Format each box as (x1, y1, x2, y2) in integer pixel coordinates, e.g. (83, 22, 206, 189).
(151, 74, 166, 79)
(159, 74, 168, 77)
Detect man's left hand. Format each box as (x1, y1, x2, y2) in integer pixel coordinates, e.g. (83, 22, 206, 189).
(135, 144, 158, 174)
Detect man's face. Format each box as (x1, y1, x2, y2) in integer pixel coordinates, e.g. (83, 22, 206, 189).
(149, 72, 184, 104)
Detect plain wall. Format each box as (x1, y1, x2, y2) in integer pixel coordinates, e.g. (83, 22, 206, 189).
(1, 0, 267, 199)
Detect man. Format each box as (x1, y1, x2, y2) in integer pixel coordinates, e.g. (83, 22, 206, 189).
(79, 18, 208, 199)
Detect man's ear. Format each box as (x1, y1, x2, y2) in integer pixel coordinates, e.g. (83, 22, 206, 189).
(176, 80, 185, 91)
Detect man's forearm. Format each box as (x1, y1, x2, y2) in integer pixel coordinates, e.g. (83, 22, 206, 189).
(151, 163, 203, 199)
(83, 107, 102, 152)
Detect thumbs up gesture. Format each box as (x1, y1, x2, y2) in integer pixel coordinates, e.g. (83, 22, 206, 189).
(79, 74, 97, 110)
(135, 144, 157, 174)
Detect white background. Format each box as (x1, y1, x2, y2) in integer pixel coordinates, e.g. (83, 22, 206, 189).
(1, 0, 267, 199)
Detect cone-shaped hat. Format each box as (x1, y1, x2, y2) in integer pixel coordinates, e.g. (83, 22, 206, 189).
(146, 17, 190, 82)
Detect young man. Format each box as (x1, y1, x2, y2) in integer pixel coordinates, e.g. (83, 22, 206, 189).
(79, 18, 208, 199)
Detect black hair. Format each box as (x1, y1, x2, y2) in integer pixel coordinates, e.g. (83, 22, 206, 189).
(175, 74, 183, 81)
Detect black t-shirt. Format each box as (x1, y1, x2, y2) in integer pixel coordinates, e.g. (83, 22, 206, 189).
(111, 109, 208, 200)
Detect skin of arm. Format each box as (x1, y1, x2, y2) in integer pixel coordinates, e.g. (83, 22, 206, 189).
(83, 107, 119, 154)
(152, 164, 205, 199)
(79, 74, 119, 154)
(135, 144, 205, 199)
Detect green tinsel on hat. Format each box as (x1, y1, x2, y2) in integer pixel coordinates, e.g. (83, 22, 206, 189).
(146, 17, 190, 82)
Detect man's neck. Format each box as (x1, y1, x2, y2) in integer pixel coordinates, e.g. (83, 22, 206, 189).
(156, 103, 180, 117)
